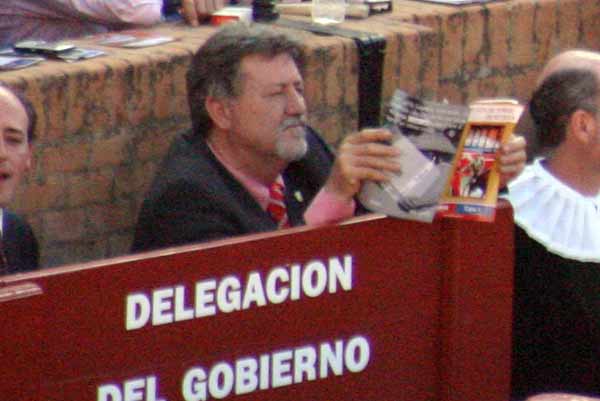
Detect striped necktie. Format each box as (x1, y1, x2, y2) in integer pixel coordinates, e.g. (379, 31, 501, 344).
(267, 180, 290, 228)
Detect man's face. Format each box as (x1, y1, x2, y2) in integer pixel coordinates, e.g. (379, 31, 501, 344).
(226, 53, 308, 163)
(0, 88, 31, 207)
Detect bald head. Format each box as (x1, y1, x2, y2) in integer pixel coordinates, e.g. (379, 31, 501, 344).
(538, 49, 600, 85)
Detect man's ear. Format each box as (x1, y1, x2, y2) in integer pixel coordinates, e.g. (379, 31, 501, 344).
(205, 96, 233, 131)
(570, 109, 598, 144)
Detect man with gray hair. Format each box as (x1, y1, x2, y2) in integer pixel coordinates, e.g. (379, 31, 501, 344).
(132, 23, 525, 252)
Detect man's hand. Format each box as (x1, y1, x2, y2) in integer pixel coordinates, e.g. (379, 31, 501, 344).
(324, 128, 401, 201)
(498, 134, 527, 188)
(180, 0, 225, 26)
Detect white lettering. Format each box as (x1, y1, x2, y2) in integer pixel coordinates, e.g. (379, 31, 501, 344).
(216, 276, 241, 313)
(182, 368, 207, 401)
(320, 340, 344, 377)
(208, 363, 234, 399)
(174, 286, 194, 322)
(294, 346, 317, 382)
(328, 255, 353, 292)
(271, 350, 293, 388)
(98, 384, 122, 401)
(195, 280, 216, 318)
(235, 358, 258, 395)
(181, 335, 370, 399)
(97, 376, 164, 401)
(265, 267, 289, 304)
(302, 260, 327, 297)
(242, 272, 267, 309)
(152, 288, 174, 326)
(345, 336, 370, 372)
(126, 255, 355, 330)
(125, 293, 150, 331)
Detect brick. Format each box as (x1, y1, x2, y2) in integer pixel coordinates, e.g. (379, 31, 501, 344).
(91, 134, 131, 167)
(170, 61, 192, 119)
(134, 129, 175, 162)
(123, 59, 154, 126)
(108, 232, 135, 259)
(42, 239, 107, 268)
(511, 69, 540, 103)
(465, 74, 513, 102)
(42, 142, 91, 173)
(487, 3, 510, 70)
(39, 76, 71, 141)
(381, 32, 401, 104)
(440, 12, 465, 79)
(342, 41, 360, 109)
(580, 0, 600, 48)
(64, 77, 87, 136)
(87, 200, 136, 234)
(13, 174, 67, 212)
(43, 209, 87, 242)
(303, 47, 327, 110)
(75, 69, 115, 133)
(438, 81, 464, 105)
(509, 1, 536, 67)
(533, 0, 558, 67)
(324, 42, 346, 109)
(557, 0, 581, 48)
(464, 9, 486, 67)
(397, 32, 422, 96)
(68, 170, 113, 207)
(309, 109, 344, 145)
(419, 31, 441, 99)
(152, 63, 175, 121)
(114, 161, 158, 199)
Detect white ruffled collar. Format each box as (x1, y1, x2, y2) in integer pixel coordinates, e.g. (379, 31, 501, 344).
(507, 158, 600, 262)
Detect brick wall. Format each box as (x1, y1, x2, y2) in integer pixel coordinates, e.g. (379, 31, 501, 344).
(0, 0, 598, 268)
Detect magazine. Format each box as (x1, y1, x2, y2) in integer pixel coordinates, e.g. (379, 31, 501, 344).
(92, 31, 176, 48)
(358, 90, 469, 222)
(357, 90, 523, 222)
(438, 99, 524, 221)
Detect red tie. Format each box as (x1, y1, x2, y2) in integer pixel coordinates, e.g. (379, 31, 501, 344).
(267, 180, 290, 228)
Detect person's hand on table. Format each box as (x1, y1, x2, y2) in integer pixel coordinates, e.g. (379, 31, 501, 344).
(180, 0, 226, 26)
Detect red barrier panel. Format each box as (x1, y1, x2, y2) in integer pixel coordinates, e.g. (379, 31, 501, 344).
(0, 204, 514, 401)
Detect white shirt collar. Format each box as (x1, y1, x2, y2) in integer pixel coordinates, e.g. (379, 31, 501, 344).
(507, 158, 600, 262)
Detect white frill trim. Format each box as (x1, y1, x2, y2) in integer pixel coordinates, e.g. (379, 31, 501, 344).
(507, 158, 600, 262)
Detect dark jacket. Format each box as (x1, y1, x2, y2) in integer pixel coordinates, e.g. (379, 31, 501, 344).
(132, 128, 334, 252)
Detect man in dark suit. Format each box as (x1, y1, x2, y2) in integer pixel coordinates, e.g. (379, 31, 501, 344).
(132, 23, 526, 252)
(132, 23, 403, 252)
(0, 84, 39, 274)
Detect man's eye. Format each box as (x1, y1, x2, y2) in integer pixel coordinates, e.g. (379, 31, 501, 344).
(5, 135, 25, 145)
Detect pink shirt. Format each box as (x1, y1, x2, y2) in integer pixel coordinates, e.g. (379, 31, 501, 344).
(208, 144, 355, 227)
(0, 0, 163, 46)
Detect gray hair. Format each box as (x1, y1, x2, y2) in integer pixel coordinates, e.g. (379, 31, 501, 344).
(186, 23, 305, 139)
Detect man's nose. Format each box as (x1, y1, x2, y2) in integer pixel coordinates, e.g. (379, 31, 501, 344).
(286, 87, 306, 115)
(0, 138, 8, 160)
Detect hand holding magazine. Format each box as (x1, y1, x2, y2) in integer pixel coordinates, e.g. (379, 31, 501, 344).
(358, 90, 523, 222)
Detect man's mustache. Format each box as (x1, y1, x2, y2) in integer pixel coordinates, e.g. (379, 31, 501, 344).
(279, 117, 307, 132)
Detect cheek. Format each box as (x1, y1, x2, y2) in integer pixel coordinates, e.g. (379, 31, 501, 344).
(12, 150, 32, 173)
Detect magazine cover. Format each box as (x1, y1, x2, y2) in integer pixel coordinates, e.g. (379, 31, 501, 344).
(91, 30, 176, 48)
(357, 90, 469, 222)
(437, 99, 524, 222)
